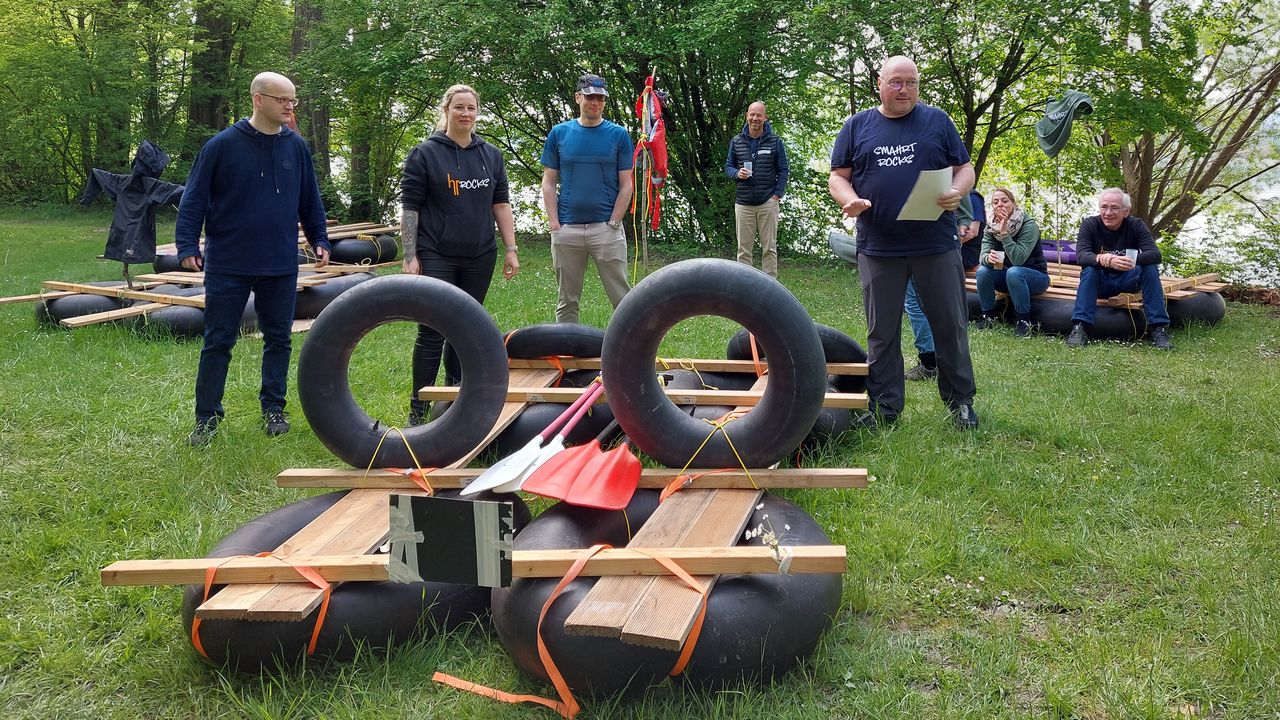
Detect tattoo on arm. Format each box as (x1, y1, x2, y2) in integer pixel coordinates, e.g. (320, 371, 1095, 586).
(402, 209, 418, 259)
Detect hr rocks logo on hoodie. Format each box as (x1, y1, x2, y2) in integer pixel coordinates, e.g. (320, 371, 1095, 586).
(447, 173, 490, 196)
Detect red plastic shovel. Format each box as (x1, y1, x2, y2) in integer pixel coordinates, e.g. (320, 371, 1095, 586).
(565, 438, 641, 510)
(520, 389, 610, 500)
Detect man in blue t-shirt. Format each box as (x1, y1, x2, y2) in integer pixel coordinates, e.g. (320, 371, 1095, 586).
(827, 56, 980, 430)
(540, 74, 635, 324)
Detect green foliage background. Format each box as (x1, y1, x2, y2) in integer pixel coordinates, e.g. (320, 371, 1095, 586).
(2, 0, 1278, 283)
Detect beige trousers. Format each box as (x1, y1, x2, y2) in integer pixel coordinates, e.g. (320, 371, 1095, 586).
(551, 222, 631, 324)
(735, 198, 780, 278)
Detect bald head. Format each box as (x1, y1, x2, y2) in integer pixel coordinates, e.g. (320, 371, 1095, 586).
(249, 72, 297, 134)
(251, 72, 293, 96)
(877, 56, 919, 118)
(746, 101, 768, 137)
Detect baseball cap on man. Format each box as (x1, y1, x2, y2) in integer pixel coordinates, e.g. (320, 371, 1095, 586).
(576, 74, 609, 97)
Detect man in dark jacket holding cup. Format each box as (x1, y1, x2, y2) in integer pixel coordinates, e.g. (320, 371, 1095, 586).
(725, 102, 790, 279)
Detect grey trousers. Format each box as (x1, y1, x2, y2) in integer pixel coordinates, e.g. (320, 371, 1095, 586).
(551, 222, 631, 324)
(857, 250, 976, 418)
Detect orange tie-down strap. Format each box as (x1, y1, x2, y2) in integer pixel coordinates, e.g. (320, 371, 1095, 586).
(433, 545, 709, 718)
(190, 553, 332, 659)
(383, 467, 439, 494)
(659, 468, 737, 503)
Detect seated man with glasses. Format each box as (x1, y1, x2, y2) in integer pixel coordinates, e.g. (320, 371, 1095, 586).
(1066, 187, 1172, 350)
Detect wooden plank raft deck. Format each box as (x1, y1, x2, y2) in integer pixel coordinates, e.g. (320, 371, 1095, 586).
(966, 263, 1229, 310)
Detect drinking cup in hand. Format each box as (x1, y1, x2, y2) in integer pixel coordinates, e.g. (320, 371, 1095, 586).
(1125, 248, 1138, 263)
(993, 250, 1005, 269)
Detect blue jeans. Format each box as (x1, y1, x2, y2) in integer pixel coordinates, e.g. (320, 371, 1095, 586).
(1071, 264, 1170, 326)
(904, 277, 933, 354)
(976, 265, 1051, 316)
(195, 272, 298, 421)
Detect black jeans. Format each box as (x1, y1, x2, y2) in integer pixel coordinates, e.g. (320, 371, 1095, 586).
(195, 271, 297, 421)
(413, 247, 496, 393)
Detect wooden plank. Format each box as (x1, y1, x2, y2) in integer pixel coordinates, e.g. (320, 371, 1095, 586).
(562, 489, 721, 638)
(61, 302, 165, 327)
(508, 357, 868, 376)
(132, 272, 203, 284)
(417, 385, 868, 409)
(610, 375, 769, 649)
(0, 291, 78, 305)
(196, 367, 561, 621)
(102, 546, 845, 586)
(617, 489, 765, 650)
(276, 466, 868, 490)
(295, 273, 342, 287)
(297, 264, 390, 273)
(195, 488, 393, 620)
(41, 281, 206, 308)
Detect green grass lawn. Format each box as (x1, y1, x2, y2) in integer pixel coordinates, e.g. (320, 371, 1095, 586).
(1, 206, 1278, 719)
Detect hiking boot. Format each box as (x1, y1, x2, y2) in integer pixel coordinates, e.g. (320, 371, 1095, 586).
(188, 417, 220, 447)
(1066, 322, 1088, 349)
(1149, 325, 1174, 351)
(1014, 319, 1032, 338)
(407, 399, 431, 427)
(263, 408, 290, 437)
(905, 352, 938, 381)
(952, 403, 980, 430)
(905, 362, 938, 381)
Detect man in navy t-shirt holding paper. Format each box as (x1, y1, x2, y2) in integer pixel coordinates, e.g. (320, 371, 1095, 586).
(540, 74, 635, 324)
(827, 56, 980, 430)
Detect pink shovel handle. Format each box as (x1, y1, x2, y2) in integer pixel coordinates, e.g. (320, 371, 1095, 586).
(553, 382, 605, 440)
(537, 379, 602, 441)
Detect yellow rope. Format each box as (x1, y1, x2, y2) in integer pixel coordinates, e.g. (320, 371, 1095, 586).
(676, 358, 717, 389)
(362, 426, 432, 495)
(673, 414, 759, 491)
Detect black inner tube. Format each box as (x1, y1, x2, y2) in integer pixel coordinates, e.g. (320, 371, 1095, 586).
(601, 259, 827, 468)
(297, 274, 509, 468)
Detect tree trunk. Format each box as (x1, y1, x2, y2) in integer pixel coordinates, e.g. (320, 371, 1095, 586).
(291, 2, 330, 183)
(186, 0, 237, 156)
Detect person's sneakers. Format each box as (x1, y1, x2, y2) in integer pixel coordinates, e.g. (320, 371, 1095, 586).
(905, 362, 938, 381)
(851, 410, 898, 432)
(975, 314, 995, 330)
(1014, 319, 1033, 338)
(952, 403, 980, 430)
(1066, 322, 1089, 349)
(905, 352, 938, 381)
(1149, 325, 1174, 351)
(407, 399, 431, 427)
(264, 408, 290, 437)
(188, 417, 220, 447)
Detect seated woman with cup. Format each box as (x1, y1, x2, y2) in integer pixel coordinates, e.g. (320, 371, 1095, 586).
(975, 187, 1050, 338)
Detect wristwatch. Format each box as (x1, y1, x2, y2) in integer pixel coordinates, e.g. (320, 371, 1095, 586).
(607, 220, 622, 229)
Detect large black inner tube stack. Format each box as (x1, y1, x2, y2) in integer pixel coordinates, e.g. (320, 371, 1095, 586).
(184, 489, 531, 670)
(602, 259, 827, 469)
(491, 489, 843, 696)
(297, 274, 509, 468)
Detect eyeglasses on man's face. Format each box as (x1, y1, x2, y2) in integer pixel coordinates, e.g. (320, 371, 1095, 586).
(883, 79, 919, 91)
(260, 93, 300, 107)
(1099, 204, 1125, 213)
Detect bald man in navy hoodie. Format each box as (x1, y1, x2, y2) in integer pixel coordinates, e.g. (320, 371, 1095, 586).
(176, 71, 330, 447)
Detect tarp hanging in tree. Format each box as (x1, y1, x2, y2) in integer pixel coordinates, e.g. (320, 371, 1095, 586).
(632, 76, 668, 230)
(81, 140, 185, 264)
(1036, 90, 1094, 159)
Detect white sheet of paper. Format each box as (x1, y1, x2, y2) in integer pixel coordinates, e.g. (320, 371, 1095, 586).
(895, 169, 953, 222)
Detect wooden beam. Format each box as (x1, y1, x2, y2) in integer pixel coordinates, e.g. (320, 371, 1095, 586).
(40, 282, 206, 308)
(194, 367, 561, 621)
(0, 291, 77, 305)
(275, 466, 868, 490)
(295, 273, 342, 287)
(417, 385, 868, 409)
(101, 546, 846, 587)
(60, 299, 206, 328)
(507, 357, 868, 376)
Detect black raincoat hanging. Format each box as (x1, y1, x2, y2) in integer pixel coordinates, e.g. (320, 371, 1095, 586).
(81, 140, 185, 280)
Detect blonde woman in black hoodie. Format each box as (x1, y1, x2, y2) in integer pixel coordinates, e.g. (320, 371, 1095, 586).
(401, 84, 519, 425)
